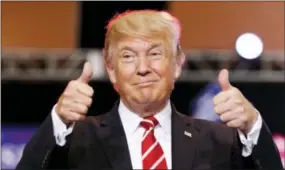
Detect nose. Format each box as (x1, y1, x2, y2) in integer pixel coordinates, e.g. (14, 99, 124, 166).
(137, 56, 150, 76)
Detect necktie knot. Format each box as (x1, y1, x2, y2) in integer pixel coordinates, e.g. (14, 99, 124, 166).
(140, 116, 158, 130)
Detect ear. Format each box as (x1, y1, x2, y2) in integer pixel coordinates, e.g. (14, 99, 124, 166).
(103, 49, 117, 84)
(174, 51, 185, 80)
(106, 62, 117, 84)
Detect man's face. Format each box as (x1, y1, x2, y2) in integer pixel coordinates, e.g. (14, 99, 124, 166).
(106, 37, 181, 106)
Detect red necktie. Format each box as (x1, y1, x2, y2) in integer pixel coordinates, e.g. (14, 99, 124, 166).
(140, 116, 168, 170)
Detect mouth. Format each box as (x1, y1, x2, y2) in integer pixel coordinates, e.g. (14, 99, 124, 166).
(134, 80, 158, 87)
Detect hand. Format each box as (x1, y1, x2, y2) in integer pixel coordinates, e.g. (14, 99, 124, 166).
(56, 61, 94, 124)
(213, 69, 258, 134)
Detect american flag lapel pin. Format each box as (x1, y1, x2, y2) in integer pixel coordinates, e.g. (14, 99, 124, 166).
(184, 131, 192, 138)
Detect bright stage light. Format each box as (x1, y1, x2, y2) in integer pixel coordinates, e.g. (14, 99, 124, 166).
(235, 32, 264, 60)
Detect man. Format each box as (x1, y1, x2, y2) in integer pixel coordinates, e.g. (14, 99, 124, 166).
(16, 10, 283, 170)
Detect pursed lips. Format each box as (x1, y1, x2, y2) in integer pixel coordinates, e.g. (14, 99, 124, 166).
(134, 80, 158, 86)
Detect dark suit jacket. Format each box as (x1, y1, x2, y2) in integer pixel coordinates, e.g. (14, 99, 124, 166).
(16, 102, 283, 170)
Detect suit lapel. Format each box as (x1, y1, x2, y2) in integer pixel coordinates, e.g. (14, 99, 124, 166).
(95, 102, 200, 170)
(96, 102, 133, 170)
(172, 105, 200, 170)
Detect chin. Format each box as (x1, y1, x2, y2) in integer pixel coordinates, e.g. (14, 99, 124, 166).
(134, 97, 156, 105)
(134, 93, 166, 104)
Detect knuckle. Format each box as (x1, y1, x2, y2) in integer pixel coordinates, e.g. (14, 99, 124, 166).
(214, 106, 221, 114)
(61, 98, 68, 106)
(238, 106, 245, 113)
(59, 107, 66, 116)
(62, 92, 68, 97)
(87, 98, 93, 107)
(59, 113, 70, 123)
(83, 105, 88, 113)
(62, 91, 72, 98)
(74, 114, 81, 121)
(226, 122, 232, 127)
(89, 88, 94, 96)
(76, 114, 85, 121)
(78, 105, 88, 113)
(60, 110, 67, 116)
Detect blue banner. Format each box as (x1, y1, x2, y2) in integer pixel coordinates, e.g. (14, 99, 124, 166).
(1, 125, 38, 169)
(190, 82, 222, 122)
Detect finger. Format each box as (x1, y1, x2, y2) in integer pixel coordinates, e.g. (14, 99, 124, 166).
(218, 69, 231, 91)
(219, 110, 241, 123)
(77, 61, 93, 83)
(76, 83, 94, 97)
(62, 99, 88, 114)
(71, 102, 88, 114)
(213, 91, 231, 106)
(61, 89, 92, 107)
(56, 105, 85, 123)
(64, 110, 86, 122)
(72, 93, 93, 107)
(226, 119, 244, 128)
(214, 97, 237, 115)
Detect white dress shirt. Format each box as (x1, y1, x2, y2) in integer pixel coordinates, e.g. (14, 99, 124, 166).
(51, 100, 263, 168)
(118, 100, 172, 169)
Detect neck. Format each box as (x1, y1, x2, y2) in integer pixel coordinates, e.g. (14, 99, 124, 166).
(121, 98, 169, 118)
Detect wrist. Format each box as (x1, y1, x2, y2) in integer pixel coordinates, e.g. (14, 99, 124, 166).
(55, 104, 71, 125)
(244, 110, 259, 135)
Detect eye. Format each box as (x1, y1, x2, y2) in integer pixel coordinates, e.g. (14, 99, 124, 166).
(123, 54, 132, 58)
(150, 52, 161, 56)
(121, 53, 136, 63)
(149, 50, 163, 60)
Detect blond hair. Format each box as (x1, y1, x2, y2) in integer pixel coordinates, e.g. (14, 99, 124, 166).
(104, 10, 183, 62)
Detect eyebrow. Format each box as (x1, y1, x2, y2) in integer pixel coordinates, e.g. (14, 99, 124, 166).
(148, 43, 163, 52)
(119, 46, 137, 53)
(119, 43, 163, 54)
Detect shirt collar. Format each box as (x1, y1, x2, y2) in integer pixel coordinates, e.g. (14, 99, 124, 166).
(118, 100, 172, 136)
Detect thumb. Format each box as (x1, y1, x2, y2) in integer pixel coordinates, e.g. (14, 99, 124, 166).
(218, 69, 231, 91)
(77, 61, 93, 83)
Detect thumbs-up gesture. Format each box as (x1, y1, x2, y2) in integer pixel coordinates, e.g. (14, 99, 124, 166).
(213, 69, 258, 134)
(55, 61, 94, 124)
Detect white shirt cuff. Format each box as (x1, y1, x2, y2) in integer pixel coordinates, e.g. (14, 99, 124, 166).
(237, 110, 262, 157)
(51, 104, 74, 146)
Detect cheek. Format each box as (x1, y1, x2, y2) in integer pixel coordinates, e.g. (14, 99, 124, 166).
(116, 63, 137, 82)
(151, 60, 175, 80)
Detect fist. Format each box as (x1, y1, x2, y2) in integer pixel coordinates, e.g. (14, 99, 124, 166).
(56, 62, 94, 124)
(213, 69, 258, 134)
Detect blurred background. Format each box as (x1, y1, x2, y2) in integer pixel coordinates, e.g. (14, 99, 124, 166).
(1, 1, 284, 169)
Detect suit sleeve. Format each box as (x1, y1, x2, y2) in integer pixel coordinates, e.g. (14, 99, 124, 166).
(231, 121, 284, 170)
(250, 121, 284, 170)
(15, 114, 70, 170)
